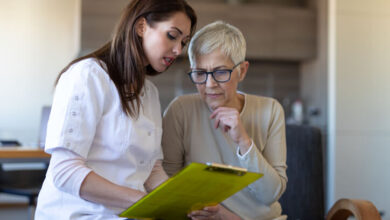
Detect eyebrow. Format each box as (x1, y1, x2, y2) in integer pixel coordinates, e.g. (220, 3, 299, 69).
(171, 27, 191, 40)
(172, 27, 183, 35)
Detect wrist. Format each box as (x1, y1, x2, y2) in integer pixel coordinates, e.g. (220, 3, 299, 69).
(220, 206, 242, 220)
(128, 189, 146, 205)
(238, 136, 252, 151)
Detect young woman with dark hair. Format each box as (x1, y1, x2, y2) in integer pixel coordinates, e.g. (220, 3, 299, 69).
(35, 0, 196, 219)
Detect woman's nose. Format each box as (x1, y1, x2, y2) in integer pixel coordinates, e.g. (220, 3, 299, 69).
(205, 74, 218, 87)
(173, 43, 182, 55)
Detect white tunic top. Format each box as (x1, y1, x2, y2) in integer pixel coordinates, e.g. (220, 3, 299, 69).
(35, 58, 163, 220)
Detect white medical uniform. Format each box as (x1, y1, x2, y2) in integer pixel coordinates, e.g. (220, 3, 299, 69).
(35, 58, 164, 220)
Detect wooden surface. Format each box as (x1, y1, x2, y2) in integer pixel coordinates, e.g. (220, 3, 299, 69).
(0, 147, 50, 161)
(326, 198, 382, 220)
(81, 0, 316, 60)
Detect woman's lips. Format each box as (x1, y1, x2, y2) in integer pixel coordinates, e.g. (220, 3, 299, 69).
(206, 93, 222, 98)
(163, 57, 174, 66)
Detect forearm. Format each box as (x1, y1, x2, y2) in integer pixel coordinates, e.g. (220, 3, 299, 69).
(237, 146, 287, 205)
(220, 205, 243, 220)
(251, 156, 287, 204)
(50, 148, 145, 209)
(162, 159, 185, 176)
(189, 204, 242, 220)
(144, 159, 169, 192)
(237, 133, 252, 156)
(80, 171, 145, 209)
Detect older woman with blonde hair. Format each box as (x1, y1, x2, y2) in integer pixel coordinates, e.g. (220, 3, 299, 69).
(163, 21, 287, 220)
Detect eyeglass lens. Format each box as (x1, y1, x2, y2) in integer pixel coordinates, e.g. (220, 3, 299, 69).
(190, 70, 230, 83)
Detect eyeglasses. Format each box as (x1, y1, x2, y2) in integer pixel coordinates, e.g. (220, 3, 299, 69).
(187, 62, 243, 84)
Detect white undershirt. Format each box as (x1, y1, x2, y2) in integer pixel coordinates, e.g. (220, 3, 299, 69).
(50, 148, 92, 197)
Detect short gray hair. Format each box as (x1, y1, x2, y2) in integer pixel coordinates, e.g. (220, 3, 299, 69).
(188, 20, 246, 68)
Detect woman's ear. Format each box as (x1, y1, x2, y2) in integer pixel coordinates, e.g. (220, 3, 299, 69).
(238, 61, 249, 82)
(135, 17, 147, 37)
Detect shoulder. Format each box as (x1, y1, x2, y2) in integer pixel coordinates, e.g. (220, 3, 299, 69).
(63, 58, 109, 81)
(173, 93, 203, 104)
(243, 94, 286, 134)
(168, 94, 203, 110)
(59, 58, 111, 90)
(145, 79, 159, 96)
(246, 94, 283, 110)
(164, 94, 203, 116)
(244, 94, 284, 118)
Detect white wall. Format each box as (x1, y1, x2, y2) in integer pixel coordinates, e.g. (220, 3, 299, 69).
(328, 0, 390, 217)
(0, 0, 81, 146)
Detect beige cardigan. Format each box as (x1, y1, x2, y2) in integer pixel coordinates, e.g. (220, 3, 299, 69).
(162, 93, 287, 220)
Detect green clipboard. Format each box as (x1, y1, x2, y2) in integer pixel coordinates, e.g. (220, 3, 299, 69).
(119, 162, 263, 220)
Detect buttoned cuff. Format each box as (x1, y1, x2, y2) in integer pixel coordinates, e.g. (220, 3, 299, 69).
(236, 139, 254, 160)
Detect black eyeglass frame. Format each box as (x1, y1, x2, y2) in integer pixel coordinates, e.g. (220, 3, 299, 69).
(187, 61, 243, 84)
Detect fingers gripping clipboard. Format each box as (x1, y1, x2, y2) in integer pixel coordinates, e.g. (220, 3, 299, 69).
(119, 162, 263, 220)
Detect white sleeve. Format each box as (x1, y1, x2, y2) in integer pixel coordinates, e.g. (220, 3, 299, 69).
(45, 60, 108, 158)
(50, 148, 92, 197)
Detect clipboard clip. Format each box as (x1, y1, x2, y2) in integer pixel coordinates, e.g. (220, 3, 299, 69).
(205, 162, 247, 176)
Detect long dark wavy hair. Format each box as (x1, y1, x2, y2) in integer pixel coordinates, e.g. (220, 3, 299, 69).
(56, 0, 197, 118)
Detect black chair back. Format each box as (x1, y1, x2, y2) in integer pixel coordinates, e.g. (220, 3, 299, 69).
(279, 124, 325, 220)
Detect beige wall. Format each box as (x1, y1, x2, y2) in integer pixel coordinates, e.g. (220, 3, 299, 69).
(329, 0, 390, 217)
(0, 0, 81, 145)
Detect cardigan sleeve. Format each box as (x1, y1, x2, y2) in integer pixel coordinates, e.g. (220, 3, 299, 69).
(161, 97, 186, 176)
(236, 100, 287, 205)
